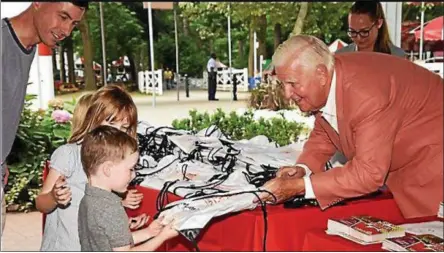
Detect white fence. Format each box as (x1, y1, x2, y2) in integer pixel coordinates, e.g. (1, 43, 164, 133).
(138, 70, 163, 95)
(203, 68, 249, 92)
(414, 58, 444, 78)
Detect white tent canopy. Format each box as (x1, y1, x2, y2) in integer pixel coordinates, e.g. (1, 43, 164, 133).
(328, 39, 348, 52)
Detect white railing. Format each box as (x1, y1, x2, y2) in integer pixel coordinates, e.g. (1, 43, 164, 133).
(203, 68, 249, 92)
(414, 58, 444, 78)
(138, 70, 163, 95)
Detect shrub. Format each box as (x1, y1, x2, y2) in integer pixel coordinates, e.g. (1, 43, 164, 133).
(172, 108, 306, 146)
(247, 77, 295, 111)
(4, 95, 74, 212)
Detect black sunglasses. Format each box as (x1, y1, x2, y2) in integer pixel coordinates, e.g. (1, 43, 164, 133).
(347, 22, 377, 38)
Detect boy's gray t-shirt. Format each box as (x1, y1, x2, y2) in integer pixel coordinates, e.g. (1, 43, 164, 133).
(40, 143, 88, 251)
(1, 18, 36, 186)
(78, 184, 133, 251)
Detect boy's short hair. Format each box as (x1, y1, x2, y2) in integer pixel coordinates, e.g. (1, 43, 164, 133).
(81, 125, 138, 178)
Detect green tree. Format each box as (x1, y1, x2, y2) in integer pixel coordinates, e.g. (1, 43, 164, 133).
(76, 15, 95, 91)
(402, 2, 443, 22)
(72, 3, 146, 87)
(303, 2, 350, 44)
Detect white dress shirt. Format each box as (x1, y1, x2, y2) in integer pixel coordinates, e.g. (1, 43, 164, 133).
(297, 70, 338, 199)
(207, 58, 217, 72)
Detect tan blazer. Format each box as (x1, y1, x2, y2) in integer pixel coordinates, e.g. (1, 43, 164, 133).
(297, 52, 443, 218)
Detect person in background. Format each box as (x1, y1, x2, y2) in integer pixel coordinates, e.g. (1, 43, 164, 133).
(1, 1, 88, 237)
(336, 1, 405, 57)
(207, 53, 218, 101)
(232, 73, 238, 101)
(206, 53, 228, 101)
(164, 67, 173, 90)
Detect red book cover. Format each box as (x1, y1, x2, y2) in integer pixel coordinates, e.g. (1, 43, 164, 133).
(387, 234, 444, 252)
(336, 216, 403, 235)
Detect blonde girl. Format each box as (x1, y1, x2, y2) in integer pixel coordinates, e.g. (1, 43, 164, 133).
(36, 85, 143, 251)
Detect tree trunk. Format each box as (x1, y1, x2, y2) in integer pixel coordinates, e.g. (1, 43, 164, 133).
(209, 40, 214, 54)
(182, 17, 190, 36)
(257, 15, 267, 59)
(290, 2, 310, 37)
(248, 25, 254, 77)
(65, 36, 75, 84)
(78, 16, 96, 91)
(248, 15, 267, 77)
(238, 40, 244, 59)
(59, 44, 66, 83)
(274, 23, 282, 50)
(127, 53, 137, 91)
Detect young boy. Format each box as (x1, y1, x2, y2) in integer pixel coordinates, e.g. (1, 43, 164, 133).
(78, 125, 178, 251)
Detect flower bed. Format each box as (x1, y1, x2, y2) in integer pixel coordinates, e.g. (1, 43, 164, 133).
(4, 96, 74, 212)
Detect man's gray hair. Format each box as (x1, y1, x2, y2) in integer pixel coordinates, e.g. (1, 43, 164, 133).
(272, 35, 334, 72)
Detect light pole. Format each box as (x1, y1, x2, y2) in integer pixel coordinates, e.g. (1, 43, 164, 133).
(227, 2, 233, 101)
(99, 2, 107, 86)
(253, 31, 259, 79)
(419, 1, 425, 60)
(147, 2, 156, 107)
(174, 3, 180, 101)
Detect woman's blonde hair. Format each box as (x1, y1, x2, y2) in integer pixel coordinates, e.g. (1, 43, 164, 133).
(71, 93, 93, 135)
(68, 85, 138, 143)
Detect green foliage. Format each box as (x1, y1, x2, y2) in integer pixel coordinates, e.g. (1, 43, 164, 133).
(303, 2, 350, 44)
(5, 96, 74, 212)
(172, 108, 306, 146)
(177, 2, 351, 76)
(402, 2, 443, 22)
(68, 2, 444, 81)
(72, 3, 147, 68)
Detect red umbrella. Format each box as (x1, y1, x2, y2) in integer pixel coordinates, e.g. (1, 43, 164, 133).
(413, 16, 443, 41)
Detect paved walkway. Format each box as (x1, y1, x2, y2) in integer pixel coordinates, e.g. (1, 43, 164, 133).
(1, 89, 251, 251)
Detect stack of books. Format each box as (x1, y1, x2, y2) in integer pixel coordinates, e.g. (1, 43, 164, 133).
(382, 234, 444, 252)
(327, 215, 405, 245)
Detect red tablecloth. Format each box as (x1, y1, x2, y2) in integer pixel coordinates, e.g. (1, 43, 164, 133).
(126, 186, 407, 251)
(303, 228, 383, 252)
(302, 217, 441, 252)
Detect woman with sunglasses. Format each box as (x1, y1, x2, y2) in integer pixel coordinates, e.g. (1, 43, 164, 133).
(336, 1, 405, 57)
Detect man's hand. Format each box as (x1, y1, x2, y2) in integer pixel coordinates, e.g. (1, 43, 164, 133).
(51, 175, 72, 206)
(122, 189, 143, 209)
(259, 177, 305, 204)
(276, 166, 306, 179)
(129, 213, 149, 230)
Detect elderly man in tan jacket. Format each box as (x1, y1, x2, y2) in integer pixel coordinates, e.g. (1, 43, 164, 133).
(261, 35, 443, 219)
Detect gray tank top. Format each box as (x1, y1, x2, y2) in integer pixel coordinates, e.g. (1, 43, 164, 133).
(1, 18, 36, 186)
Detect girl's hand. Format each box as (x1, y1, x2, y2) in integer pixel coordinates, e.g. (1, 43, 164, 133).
(51, 175, 72, 206)
(122, 189, 143, 209)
